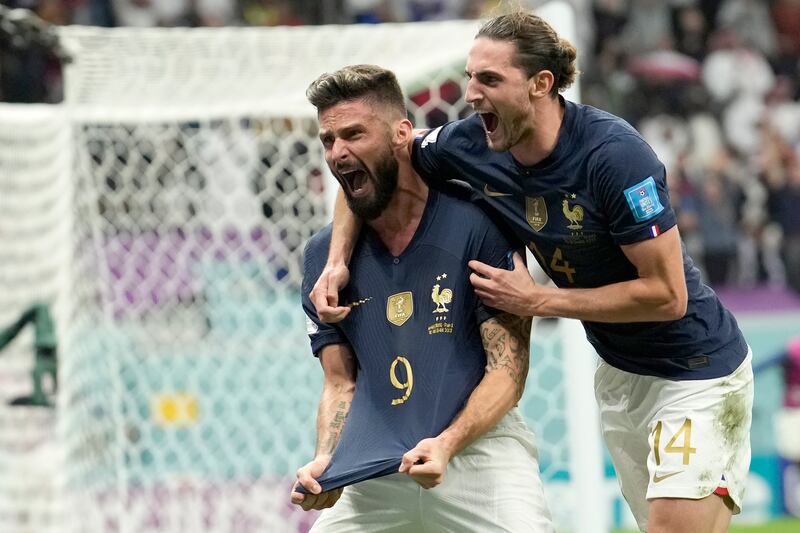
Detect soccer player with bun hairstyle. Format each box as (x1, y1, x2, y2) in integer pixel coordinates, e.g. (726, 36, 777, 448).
(312, 12, 754, 533)
(477, 11, 578, 96)
(293, 64, 553, 532)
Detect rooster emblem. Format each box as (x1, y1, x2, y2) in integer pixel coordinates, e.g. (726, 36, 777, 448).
(431, 274, 453, 313)
(562, 199, 584, 230)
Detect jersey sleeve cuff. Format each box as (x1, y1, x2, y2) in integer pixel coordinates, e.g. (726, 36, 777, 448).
(474, 304, 504, 326)
(611, 214, 677, 246)
(310, 332, 347, 357)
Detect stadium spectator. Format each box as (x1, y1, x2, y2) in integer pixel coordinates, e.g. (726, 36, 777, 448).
(772, 0, 800, 62)
(195, 0, 238, 26)
(241, 0, 304, 26)
(769, 160, 800, 293)
(716, 0, 778, 58)
(344, 0, 397, 23)
(111, 0, 193, 27)
(0, 0, 67, 102)
(696, 171, 741, 286)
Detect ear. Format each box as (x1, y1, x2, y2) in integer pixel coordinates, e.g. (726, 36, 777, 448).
(393, 118, 413, 150)
(529, 70, 555, 99)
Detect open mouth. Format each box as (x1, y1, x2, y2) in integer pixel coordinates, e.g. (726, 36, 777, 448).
(339, 168, 372, 198)
(479, 112, 499, 135)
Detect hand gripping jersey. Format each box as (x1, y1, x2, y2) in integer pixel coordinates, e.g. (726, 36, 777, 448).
(301, 186, 514, 492)
(411, 99, 747, 380)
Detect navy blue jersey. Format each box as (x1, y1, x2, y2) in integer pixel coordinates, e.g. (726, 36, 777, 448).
(301, 186, 514, 492)
(411, 99, 747, 380)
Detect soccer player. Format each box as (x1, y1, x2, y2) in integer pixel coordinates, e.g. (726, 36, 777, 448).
(311, 13, 754, 533)
(291, 64, 553, 532)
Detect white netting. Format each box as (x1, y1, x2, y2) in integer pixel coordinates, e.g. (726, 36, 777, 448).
(0, 105, 72, 533)
(60, 22, 479, 122)
(0, 5, 605, 533)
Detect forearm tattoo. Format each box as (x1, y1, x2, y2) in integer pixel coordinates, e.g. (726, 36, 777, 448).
(481, 314, 532, 399)
(320, 400, 350, 455)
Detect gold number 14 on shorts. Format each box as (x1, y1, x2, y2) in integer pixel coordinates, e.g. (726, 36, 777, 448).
(652, 418, 697, 466)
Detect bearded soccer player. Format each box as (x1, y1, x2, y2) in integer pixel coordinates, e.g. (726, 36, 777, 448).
(311, 13, 753, 533)
(291, 64, 553, 532)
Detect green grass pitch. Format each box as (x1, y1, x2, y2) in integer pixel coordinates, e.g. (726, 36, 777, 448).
(613, 517, 800, 533)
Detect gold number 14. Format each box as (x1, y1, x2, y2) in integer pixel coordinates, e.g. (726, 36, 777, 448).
(653, 418, 697, 466)
(528, 242, 576, 284)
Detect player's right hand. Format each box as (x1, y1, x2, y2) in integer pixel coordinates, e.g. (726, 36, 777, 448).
(399, 437, 452, 489)
(310, 262, 351, 323)
(291, 457, 342, 511)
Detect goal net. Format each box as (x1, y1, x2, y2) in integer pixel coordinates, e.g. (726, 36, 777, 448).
(0, 3, 607, 532)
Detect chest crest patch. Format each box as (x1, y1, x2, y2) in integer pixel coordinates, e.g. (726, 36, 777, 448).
(431, 273, 452, 313)
(428, 273, 454, 335)
(526, 196, 548, 232)
(562, 197, 584, 230)
(387, 291, 413, 326)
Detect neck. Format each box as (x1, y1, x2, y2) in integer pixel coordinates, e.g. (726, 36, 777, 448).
(510, 95, 565, 167)
(368, 154, 429, 257)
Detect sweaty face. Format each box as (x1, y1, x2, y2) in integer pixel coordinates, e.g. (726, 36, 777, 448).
(465, 38, 535, 152)
(318, 100, 400, 221)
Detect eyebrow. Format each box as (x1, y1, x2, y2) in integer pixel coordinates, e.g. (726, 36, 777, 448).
(318, 123, 363, 141)
(464, 68, 503, 79)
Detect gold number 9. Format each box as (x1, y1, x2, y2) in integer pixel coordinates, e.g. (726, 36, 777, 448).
(390, 356, 413, 405)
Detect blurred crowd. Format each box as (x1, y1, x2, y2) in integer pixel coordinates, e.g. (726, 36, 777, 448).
(1, 0, 799, 292)
(583, 0, 800, 293)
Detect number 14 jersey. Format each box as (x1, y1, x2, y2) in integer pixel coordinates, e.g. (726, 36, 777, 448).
(411, 99, 747, 381)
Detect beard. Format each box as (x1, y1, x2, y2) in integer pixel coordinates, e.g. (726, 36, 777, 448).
(344, 148, 399, 221)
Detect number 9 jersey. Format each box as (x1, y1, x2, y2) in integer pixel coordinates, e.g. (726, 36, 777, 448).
(301, 186, 515, 493)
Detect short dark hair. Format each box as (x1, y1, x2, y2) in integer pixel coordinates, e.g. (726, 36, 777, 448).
(306, 64, 407, 117)
(477, 12, 578, 96)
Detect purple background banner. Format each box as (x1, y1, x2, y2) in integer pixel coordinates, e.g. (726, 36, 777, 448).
(715, 287, 800, 313)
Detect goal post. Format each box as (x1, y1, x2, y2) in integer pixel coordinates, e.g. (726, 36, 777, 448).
(0, 3, 608, 532)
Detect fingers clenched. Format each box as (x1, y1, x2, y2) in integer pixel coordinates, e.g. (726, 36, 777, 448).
(399, 449, 423, 473)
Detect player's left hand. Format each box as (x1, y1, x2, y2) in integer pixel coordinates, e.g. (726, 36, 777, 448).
(399, 437, 452, 489)
(469, 252, 538, 316)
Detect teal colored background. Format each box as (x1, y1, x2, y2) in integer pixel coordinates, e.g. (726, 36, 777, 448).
(68, 276, 799, 524)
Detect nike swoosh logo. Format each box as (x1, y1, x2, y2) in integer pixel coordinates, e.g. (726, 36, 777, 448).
(652, 471, 684, 483)
(483, 184, 512, 197)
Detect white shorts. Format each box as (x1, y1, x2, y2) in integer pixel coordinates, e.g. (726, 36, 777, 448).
(309, 408, 553, 533)
(596, 349, 754, 532)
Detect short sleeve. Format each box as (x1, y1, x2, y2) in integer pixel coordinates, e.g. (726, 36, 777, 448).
(411, 120, 466, 185)
(591, 134, 677, 245)
(411, 125, 446, 183)
(301, 233, 348, 357)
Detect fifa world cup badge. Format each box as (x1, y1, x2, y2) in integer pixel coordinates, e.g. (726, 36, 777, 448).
(386, 291, 413, 326)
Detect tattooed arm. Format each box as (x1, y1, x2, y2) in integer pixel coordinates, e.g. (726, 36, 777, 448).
(399, 313, 532, 488)
(291, 343, 357, 510)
